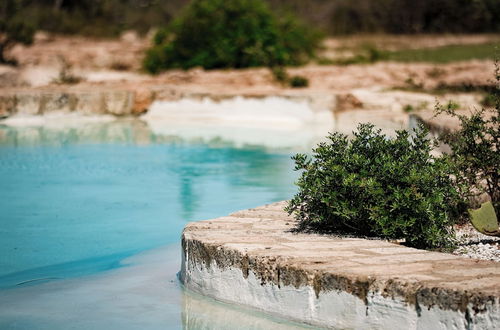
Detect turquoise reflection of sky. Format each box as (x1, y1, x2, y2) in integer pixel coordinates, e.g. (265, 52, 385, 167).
(0, 121, 298, 289)
(0, 120, 309, 329)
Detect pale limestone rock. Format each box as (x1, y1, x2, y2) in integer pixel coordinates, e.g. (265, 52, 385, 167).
(73, 92, 106, 115)
(41, 93, 75, 113)
(103, 90, 134, 116)
(0, 65, 20, 88)
(15, 93, 42, 115)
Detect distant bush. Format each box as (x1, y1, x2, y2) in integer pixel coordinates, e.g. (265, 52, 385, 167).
(269, 67, 309, 88)
(270, 66, 289, 83)
(143, 0, 322, 73)
(286, 123, 462, 249)
(110, 61, 131, 71)
(481, 93, 496, 107)
(403, 104, 415, 113)
(6, 0, 500, 38)
(289, 75, 309, 88)
(51, 57, 82, 85)
(326, 0, 500, 34)
(6, 0, 187, 38)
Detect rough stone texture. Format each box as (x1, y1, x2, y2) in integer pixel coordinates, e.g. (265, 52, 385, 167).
(0, 87, 338, 119)
(181, 202, 500, 328)
(0, 89, 138, 117)
(73, 92, 106, 115)
(0, 83, 483, 123)
(41, 92, 75, 113)
(0, 94, 17, 118)
(0, 65, 20, 88)
(102, 90, 134, 116)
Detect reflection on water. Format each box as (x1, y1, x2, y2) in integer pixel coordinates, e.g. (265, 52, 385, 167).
(0, 245, 311, 330)
(0, 108, 408, 149)
(0, 119, 184, 147)
(182, 287, 312, 330)
(0, 119, 304, 329)
(0, 121, 297, 283)
(0, 114, 406, 329)
(0, 118, 321, 150)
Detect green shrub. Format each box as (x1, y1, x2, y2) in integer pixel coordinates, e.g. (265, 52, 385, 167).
(403, 104, 415, 113)
(143, 0, 322, 73)
(403, 102, 429, 113)
(286, 123, 462, 249)
(270, 66, 289, 84)
(289, 75, 309, 88)
(7, 0, 500, 38)
(51, 56, 82, 85)
(270, 66, 309, 88)
(364, 44, 389, 63)
(436, 63, 500, 213)
(481, 93, 496, 107)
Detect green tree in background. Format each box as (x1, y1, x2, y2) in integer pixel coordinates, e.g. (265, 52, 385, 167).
(8, 0, 185, 37)
(0, 0, 34, 64)
(4, 1, 500, 38)
(143, 0, 322, 73)
(327, 0, 500, 34)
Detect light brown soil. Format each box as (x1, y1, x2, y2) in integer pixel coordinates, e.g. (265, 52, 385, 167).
(10, 31, 148, 71)
(2, 32, 496, 93)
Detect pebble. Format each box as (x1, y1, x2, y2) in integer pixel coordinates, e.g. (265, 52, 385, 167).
(453, 224, 500, 262)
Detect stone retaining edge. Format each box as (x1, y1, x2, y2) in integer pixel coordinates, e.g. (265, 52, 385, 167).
(181, 203, 499, 329)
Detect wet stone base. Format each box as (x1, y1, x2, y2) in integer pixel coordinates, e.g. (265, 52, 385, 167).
(181, 202, 500, 329)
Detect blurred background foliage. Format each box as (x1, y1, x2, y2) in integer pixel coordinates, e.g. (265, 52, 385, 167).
(143, 0, 322, 72)
(2, 0, 500, 38)
(0, 0, 34, 63)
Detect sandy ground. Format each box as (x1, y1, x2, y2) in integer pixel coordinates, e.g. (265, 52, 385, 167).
(1, 32, 496, 93)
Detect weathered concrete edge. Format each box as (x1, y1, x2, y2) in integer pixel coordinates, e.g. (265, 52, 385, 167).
(180, 204, 500, 329)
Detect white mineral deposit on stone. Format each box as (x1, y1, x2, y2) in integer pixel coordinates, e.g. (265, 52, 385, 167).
(141, 96, 335, 149)
(143, 96, 333, 128)
(182, 202, 500, 329)
(182, 251, 500, 330)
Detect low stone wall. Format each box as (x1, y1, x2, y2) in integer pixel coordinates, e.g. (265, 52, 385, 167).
(181, 202, 500, 329)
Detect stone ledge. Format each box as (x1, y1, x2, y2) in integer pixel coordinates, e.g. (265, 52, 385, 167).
(181, 201, 500, 329)
(0, 89, 138, 117)
(0, 86, 338, 119)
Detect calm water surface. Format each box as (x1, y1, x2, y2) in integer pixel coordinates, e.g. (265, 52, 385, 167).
(0, 120, 310, 329)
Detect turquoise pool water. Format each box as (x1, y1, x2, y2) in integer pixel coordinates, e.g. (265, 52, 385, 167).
(0, 121, 307, 329)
